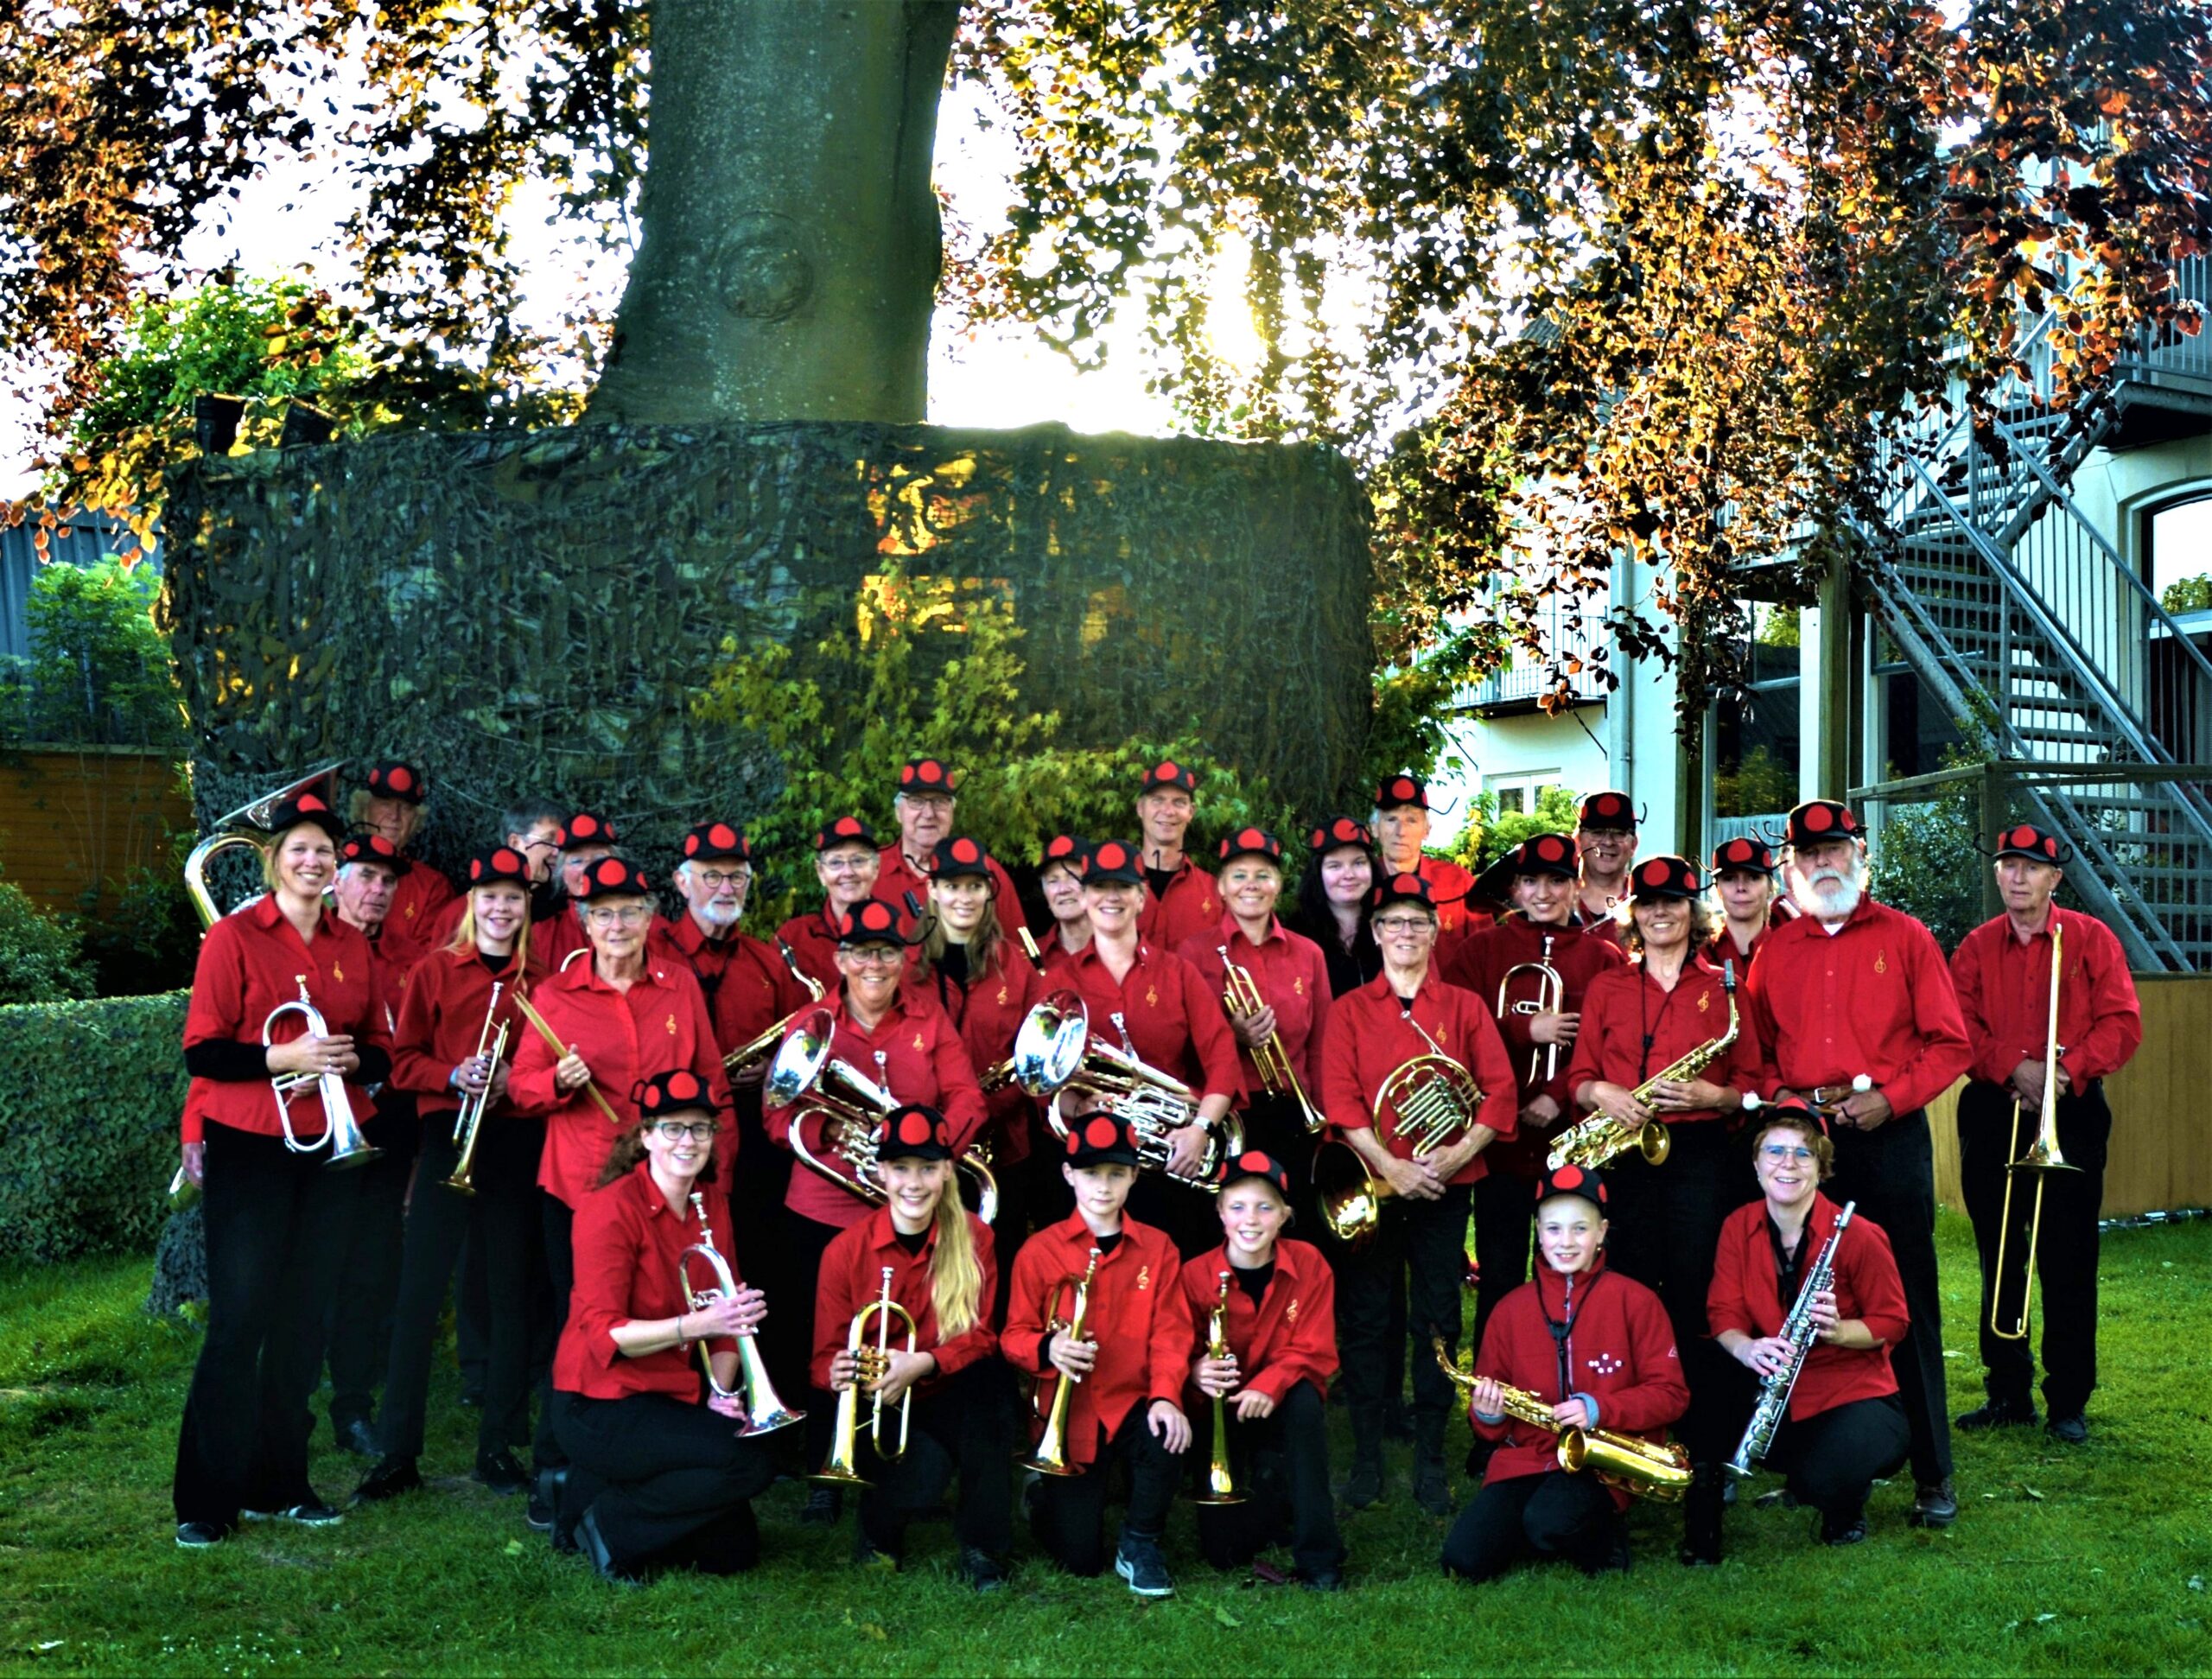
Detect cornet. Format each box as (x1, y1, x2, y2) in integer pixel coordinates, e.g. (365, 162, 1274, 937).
(181, 760, 346, 929)
(1192, 1270, 1244, 1506)
(814, 1267, 918, 1488)
(264, 976, 379, 1168)
(442, 983, 509, 1196)
(1495, 934, 1566, 1086)
(678, 1193, 804, 1436)
(1023, 1247, 1102, 1477)
(1219, 948, 1325, 1135)
(1992, 922, 2077, 1341)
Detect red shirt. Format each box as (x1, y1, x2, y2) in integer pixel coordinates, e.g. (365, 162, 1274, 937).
(876, 843, 1026, 944)
(1565, 956, 1769, 1126)
(809, 1205, 1000, 1392)
(391, 944, 528, 1122)
(1443, 914, 1624, 1115)
(1315, 971, 1519, 1185)
(1057, 939, 1244, 1105)
(1468, 1256, 1688, 1506)
(1743, 897, 1973, 1116)
(386, 859, 456, 947)
(554, 1164, 739, 1402)
(181, 897, 393, 1146)
(763, 989, 988, 1230)
(357, 919, 429, 1031)
(777, 902, 862, 996)
(1177, 914, 1334, 1100)
(1707, 1193, 1910, 1421)
(1408, 855, 1479, 938)
(649, 913, 814, 1058)
(507, 956, 731, 1206)
(1176, 1239, 1338, 1405)
(1138, 857, 1221, 952)
(1949, 906, 2142, 1089)
(1001, 1212, 1194, 1469)
(912, 941, 1045, 1163)
(1704, 900, 1799, 974)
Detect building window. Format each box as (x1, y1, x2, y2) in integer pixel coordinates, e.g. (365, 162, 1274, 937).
(1486, 773, 1560, 816)
(1713, 607, 1802, 818)
(2147, 493, 2212, 612)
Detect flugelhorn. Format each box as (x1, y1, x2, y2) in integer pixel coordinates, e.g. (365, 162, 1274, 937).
(815, 1266, 918, 1487)
(264, 976, 380, 1168)
(1219, 948, 1325, 1135)
(1023, 1247, 1102, 1477)
(1992, 923, 2077, 1341)
(678, 1193, 804, 1436)
(1548, 958, 1742, 1173)
(181, 760, 346, 929)
(1496, 933, 1566, 1086)
(1193, 1269, 1244, 1506)
(443, 983, 510, 1195)
(1314, 1008, 1485, 1245)
(1433, 1335, 1690, 1500)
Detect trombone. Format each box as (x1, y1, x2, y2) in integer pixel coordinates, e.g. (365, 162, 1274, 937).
(1022, 1247, 1102, 1477)
(1495, 933, 1566, 1087)
(1992, 922, 2078, 1341)
(1219, 947, 1325, 1135)
(1192, 1270, 1244, 1506)
(678, 1193, 804, 1436)
(264, 976, 380, 1168)
(814, 1266, 918, 1488)
(181, 760, 346, 928)
(442, 983, 510, 1196)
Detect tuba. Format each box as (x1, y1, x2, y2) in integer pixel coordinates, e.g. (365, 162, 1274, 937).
(766, 1008, 1000, 1220)
(264, 976, 380, 1168)
(1434, 1335, 1690, 1500)
(1495, 933, 1567, 1087)
(1991, 923, 2077, 1341)
(1192, 1269, 1244, 1506)
(1023, 1247, 1102, 1477)
(1548, 959, 1742, 1173)
(722, 939, 827, 1075)
(442, 983, 510, 1196)
(182, 760, 346, 929)
(1219, 948, 1325, 1135)
(998, 991, 1242, 1190)
(814, 1266, 918, 1488)
(1315, 1007, 1485, 1245)
(678, 1193, 804, 1437)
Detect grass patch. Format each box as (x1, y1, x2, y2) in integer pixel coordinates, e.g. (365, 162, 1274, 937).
(1, 1212, 2208, 1676)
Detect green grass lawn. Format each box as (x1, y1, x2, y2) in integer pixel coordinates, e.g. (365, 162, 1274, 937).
(3, 1211, 2208, 1677)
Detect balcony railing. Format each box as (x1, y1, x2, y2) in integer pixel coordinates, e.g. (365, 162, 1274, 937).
(1460, 594, 1611, 712)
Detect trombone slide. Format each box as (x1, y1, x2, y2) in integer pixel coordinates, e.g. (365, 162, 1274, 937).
(1990, 922, 2078, 1342)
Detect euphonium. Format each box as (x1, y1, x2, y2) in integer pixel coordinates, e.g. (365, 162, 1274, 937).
(1548, 958, 1742, 1173)
(1728, 1202, 1853, 1477)
(678, 1193, 804, 1437)
(1992, 922, 2077, 1341)
(181, 760, 346, 929)
(1219, 948, 1325, 1135)
(1495, 934, 1567, 1086)
(815, 1266, 918, 1488)
(1022, 1246, 1102, 1477)
(1192, 1269, 1244, 1506)
(1433, 1336, 1691, 1500)
(442, 983, 509, 1196)
(264, 976, 380, 1168)
(1316, 1008, 1486, 1245)
(721, 939, 829, 1073)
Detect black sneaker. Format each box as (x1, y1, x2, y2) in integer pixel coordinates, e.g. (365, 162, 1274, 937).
(245, 1500, 343, 1527)
(474, 1451, 531, 1495)
(960, 1545, 1007, 1593)
(1956, 1397, 2038, 1432)
(1411, 1457, 1452, 1517)
(1821, 1515, 1870, 1546)
(1299, 1567, 1345, 1592)
(801, 1486, 842, 1526)
(2045, 1413, 2088, 1445)
(1115, 1533, 1173, 1598)
(352, 1457, 423, 1505)
(1909, 1478, 1958, 1529)
(574, 1507, 637, 1588)
(1343, 1459, 1383, 1510)
(175, 1521, 227, 1549)
(528, 1466, 566, 1536)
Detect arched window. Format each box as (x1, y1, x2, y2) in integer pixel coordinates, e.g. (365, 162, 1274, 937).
(2147, 492, 2212, 614)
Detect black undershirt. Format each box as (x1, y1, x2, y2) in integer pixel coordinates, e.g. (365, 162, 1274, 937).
(1144, 866, 1177, 901)
(1766, 1213, 1810, 1307)
(1233, 1261, 1274, 1306)
(894, 1228, 928, 1256)
(937, 942, 970, 986)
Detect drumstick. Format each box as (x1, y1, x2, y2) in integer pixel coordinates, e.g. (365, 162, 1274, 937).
(511, 989, 624, 1127)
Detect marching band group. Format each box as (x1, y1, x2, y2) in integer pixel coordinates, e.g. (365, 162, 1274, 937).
(166, 756, 2142, 1595)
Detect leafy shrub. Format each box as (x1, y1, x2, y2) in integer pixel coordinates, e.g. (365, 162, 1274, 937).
(0, 557, 184, 750)
(2160, 574, 2212, 615)
(0, 877, 96, 1004)
(1445, 785, 1585, 873)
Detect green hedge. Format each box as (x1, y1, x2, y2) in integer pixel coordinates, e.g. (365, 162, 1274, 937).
(0, 990, 188, 1264)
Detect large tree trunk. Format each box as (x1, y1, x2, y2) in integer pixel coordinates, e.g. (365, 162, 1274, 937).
(588, 0, 962, 423)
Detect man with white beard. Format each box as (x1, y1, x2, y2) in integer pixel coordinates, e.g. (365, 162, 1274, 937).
(1742, 799, 1973, 1531)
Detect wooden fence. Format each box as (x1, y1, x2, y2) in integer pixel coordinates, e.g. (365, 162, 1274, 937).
(1930, 974, 2212, 1217)
(0, 747, 189, 916)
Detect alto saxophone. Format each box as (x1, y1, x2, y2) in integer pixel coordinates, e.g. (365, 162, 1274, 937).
(1433, 1336, 1691, 1500)
(1548, 959, 1739, 1173)
(1727, 1201, 1855, 1478)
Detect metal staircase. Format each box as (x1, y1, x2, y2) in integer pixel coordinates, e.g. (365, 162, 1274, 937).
(1855, 275, 2212, 970)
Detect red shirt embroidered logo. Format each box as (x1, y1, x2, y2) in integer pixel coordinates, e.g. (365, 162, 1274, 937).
(996, 983, 1009, 1006)
(1136, 1265, 1151, 1291)
(665, 1014, 677, 1033)
(1285, 1296, 1300, 1323)
(1144, 986, 1159, 1008)
(331, 963, 344, 983)
(912, 1032, 926, 1052)
(1874, 949, 1888, 975)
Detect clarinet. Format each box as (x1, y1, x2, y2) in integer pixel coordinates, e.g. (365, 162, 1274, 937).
(1726, 1200, 1855, 1479)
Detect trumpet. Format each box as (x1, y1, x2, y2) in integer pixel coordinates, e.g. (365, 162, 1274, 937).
(1001, 992, 1243, 1190)
(1992, 922, 2077, 1341)
(1548, 958, 1741, 1173)
(766, 1008, 999, 1220)
(815, 1266, 918, 1487)
(442, 983, 510, 1196)
(1219, 948, 1325, 1135)
(181, 760, 346, 929)
(1193, 1270, 1244, 1506)
(722, 939, 829, 1074)
(1496, 935, 1566, 1087)
(1433, 1336, 1690, 1500)
(1023, 1247, 1102, 1477)
(264, 976, 380, 1168)
(1315, 1009, 1486, 1245)
(677, 1193, 804, 1437)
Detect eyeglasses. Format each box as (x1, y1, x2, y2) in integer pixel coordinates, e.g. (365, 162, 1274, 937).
(1758, 1144, 1816, 1164)
(1372, 915, 1433, 935)
(842, 947, 903, 968)
(820, 855, 874, 875)
(652, 1120, 718, 1143)
(695, 869, 750, 891)
(584, 906, 652, 928)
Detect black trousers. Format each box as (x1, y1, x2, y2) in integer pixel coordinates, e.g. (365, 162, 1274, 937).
(725, 1084, 792, 1287)
(1191, 1379, 1344, 1577)
(1030, 1407, 1186, 1576)
(1338, 1183, 1471, 1449)
(1827, 1109, 1952, 1485)
(768, 1207, 846, 1477)
(534, 1193, 575, 1469)
(1239, 1094, 1322, 1237)
(555, 1390, 778, 1575)
(849, 1362, 1014, 1558)
(1759, 1395, 1910, 1529)
(378, 1115, 544, 1462)
(322, 1095, 420, 1434)
(1605, 1123, 1742, 1463)
(173, 1123, 360, 1526)
(1440, 1469, 1618, 1582)
(1471, 1170, 1535, 1356)
(1957, 1079, 2110, 1417)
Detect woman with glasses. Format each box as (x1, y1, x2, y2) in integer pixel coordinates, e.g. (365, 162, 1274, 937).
(549, 1071, 779, 1582)
(1707, 1104, 1912, 1553)
(1316, 874, 1517, 1518)
(778, 817, 888, 993)
(508, 855, 730, 1507)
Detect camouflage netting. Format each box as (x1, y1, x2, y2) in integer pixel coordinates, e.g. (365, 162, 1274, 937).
(162, 422, 1374, 877)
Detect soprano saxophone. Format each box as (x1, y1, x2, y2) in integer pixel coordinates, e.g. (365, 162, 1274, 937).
(1726, 1200, 1855, 1478)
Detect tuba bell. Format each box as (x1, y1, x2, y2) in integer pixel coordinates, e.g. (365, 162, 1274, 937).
(182, 760, 346, 929)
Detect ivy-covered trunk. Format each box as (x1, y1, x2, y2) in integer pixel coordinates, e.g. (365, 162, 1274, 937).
(588, 0, 962, 424)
